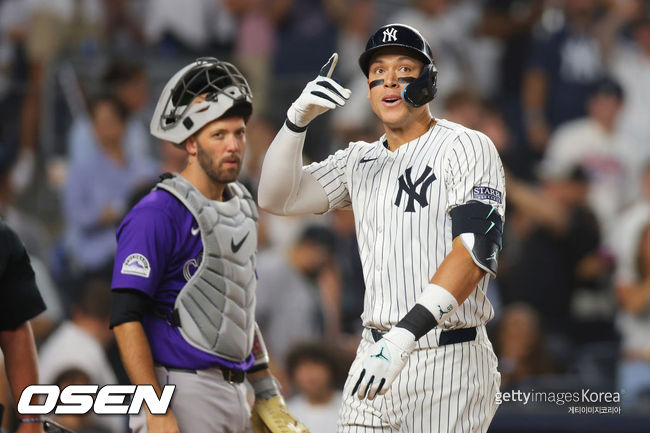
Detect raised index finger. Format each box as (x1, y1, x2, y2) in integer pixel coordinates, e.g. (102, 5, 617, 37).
(319, 53, 339, 78)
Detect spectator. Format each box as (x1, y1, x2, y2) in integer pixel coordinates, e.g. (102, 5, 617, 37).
(494, 303, 555, 389)
(477, 101, 533, 181)
(38, 279, 122, 433)
(0, 219, 46, 433)
(539, 77, 633, 244)
(256, 225, 339, 365)
(142, 0, 236, 55)
(522, 0, 607, 154)
(478, 0, 545, 136)
(230, 0, 276, 116)
(0, 145, 49, 261)
(615, 217, 650, 408)
(502, 167, 602, 341)
(331, 0, 377, 139)
(612, 16, 650, 180)
(1, 146, 64, 341)
(159, 140, 187, 174)
(269, 0, 344, 161)
(442, 88, 483, 130)
(611, 161, 650, 280)
(286, 342, 343, 433)
(390, 0, 485, 108)
(330, 209, 364, 336)
(239, 117, 277, 196)
(49, 368, 111, 433)
(67, 60, 152, 167)
(102, 0, 145, 55)
(62, 96, 157, 276)
(0, 0, 29, 146)
(18, 0, 106, 192)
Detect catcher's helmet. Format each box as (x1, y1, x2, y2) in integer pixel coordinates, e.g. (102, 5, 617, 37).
(150, 57, 252, 146)
(358, 23, 437, 107)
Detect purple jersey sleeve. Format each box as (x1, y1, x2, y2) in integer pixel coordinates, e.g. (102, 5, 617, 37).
(112, 206, 175, 297)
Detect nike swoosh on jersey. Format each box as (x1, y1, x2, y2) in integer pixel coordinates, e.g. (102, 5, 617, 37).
(360, 157, 378, 163)
(231, 232, 250, 253)
(191, 226, 200, 236)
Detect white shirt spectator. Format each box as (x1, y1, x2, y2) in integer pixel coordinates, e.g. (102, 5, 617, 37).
(540, 118, 634, 244)
(287, 393, 342, 433)
(143, 0, 235, 50)
(612, 43, 650, 171)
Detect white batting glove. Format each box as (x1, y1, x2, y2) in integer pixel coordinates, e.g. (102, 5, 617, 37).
(286, 53, 351, 128)
(352, 327, 416, 400)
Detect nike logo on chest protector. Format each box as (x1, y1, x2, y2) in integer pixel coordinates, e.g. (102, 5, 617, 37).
(231, 232, 250, 253)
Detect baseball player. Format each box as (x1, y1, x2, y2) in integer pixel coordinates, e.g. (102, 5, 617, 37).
(258, 24, 506, 432)
(110, 58, 308, 433)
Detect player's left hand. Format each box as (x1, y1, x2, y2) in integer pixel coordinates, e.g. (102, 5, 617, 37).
(286, 53, 351, 128)
(352, 327, 416, 400)
(251, 396, 310, 433)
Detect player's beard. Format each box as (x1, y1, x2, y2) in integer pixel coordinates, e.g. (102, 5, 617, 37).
(196, 139, 242, 185)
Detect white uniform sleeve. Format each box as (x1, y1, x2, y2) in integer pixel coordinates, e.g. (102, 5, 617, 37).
(304, 146, 352, 212)
(444, 130, 506, 218)
(257, 124, 330, 215)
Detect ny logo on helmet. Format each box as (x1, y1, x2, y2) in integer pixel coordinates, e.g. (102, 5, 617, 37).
(395, 166, 436, 212)
(382, 28, 397, 43)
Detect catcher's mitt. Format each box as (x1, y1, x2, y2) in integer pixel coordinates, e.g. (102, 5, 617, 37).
(251, 396, 309, 433)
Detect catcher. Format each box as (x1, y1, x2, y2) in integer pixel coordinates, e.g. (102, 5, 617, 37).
(110, 57, 308, 433)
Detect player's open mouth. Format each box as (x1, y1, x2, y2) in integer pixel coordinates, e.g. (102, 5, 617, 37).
(382, 95, 401, 106)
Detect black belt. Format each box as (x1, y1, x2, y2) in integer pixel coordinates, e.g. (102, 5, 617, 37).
(371, 327, 477, 346)
(158, 364, 246, 384)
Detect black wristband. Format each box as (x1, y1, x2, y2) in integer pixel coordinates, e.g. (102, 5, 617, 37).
(396, 304, 438, 340)
(247, 363, 269, 374)
(285, 118, 307, 133)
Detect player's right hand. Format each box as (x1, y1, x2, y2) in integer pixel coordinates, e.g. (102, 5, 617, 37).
(352, 326, 416, 400)
(146, 410, 180, 433)
(286, 53, 351, 128)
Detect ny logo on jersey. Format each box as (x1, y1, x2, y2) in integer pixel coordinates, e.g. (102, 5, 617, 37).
(395, 165, 437, 212)
(382, 27, 397, 42)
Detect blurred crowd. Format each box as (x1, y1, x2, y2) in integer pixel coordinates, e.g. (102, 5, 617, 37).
(1, 0, 650, 431)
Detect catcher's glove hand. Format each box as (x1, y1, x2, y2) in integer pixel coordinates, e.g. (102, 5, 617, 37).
(286, 53, 351, 128)
(251, 396, 309, 433)
(352, 327, 416, 400)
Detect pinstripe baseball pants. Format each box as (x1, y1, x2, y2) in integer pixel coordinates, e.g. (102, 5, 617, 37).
(338, 326, 500, 433)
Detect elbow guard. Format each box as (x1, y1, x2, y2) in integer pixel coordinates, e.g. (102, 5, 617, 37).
(450, 201, 503, 278)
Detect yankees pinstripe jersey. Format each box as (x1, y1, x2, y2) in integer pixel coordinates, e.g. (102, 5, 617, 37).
(304, 119, 506, 348)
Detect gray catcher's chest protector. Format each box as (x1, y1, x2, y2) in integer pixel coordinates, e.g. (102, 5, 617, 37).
(156, 174, 258, 362)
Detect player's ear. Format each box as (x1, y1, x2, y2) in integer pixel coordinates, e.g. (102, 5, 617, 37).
(367, 80, 371, 99)
(185, 135, 198, 157)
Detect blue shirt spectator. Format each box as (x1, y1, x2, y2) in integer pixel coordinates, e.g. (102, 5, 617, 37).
(63, 96, 157, 274)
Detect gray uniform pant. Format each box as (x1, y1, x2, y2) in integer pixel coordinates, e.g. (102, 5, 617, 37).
(130, 365, 252, 433)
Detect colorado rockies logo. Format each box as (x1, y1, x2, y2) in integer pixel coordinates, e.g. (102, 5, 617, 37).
(382, 27, 397, 42)
(394, 165, 437, 212)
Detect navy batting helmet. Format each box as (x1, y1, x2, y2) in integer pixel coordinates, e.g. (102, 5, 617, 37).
(358, 23, 437, 107)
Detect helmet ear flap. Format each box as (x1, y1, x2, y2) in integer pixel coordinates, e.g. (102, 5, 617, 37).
(401, 64, 437, 108)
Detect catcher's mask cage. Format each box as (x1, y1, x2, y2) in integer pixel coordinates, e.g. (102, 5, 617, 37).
(150, 57, 253, 146)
